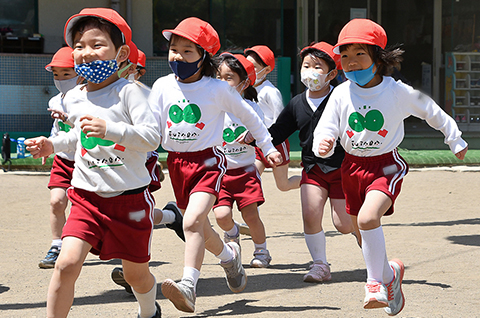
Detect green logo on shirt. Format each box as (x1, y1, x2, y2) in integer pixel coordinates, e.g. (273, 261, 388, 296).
(348, 109, 384, 132)
(169, 103, 202, 124)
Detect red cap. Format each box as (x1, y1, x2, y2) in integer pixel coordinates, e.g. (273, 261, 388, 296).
(333, 19, 387, 54)
(127, 41, 138, 65)
(64, 8, 132, 48)
(221, 52, 256, 87)
(244, 45, 275, 71)
(162, 17, 221, 55)
(137, 49, 146, 67)
(300, 42, 342, 70)
(45, 47, 74, 72)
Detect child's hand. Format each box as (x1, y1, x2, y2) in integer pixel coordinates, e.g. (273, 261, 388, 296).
(318, 137, 335, 156)
(266, 151, 283, 167)
(47, 108, 68, 122)
(25, 137, 54, 159)
(455, 146, 468, 160)
(80, 115, 106, 138)
(235, 131, 254, 144)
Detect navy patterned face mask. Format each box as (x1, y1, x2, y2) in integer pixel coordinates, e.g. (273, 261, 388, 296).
(74, 50, 121, 84)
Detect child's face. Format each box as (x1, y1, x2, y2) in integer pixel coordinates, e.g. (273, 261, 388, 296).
(340, 43, 376, 73)
(302, 54, 330, 75)
(246, 54, 270, 78)
(72, 26, 120, 65)
(168, 36, 203, 64)
(51, 67, 77, 81)
(217, 62, 243, 93)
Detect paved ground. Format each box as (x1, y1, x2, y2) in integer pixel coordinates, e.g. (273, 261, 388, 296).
(0, 167, 479, 317)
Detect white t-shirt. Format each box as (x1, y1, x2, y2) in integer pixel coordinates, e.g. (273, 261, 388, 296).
(313, 77, 468, 158)
(48, 93, 75, 161)
(305, 86, 333, 112)
(148, 74, 275, 156)
(51, 79, 161, 195)
(220, 99, 265, 170)
(255, 80, 284, 128)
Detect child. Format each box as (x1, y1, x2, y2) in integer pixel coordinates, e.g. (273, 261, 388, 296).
(148, 17, 282, 313)
(266, 42, 354, 281)
(313, 19, 468, 316)
(244, 45, 301, 191)
(212, 52, 272, 268)
(25, 8, 162, 318)
(38, 46, 79, 269)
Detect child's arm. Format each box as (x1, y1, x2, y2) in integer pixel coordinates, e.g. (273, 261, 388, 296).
(312, 98, 341, 158)
(25, 137, 54, 159)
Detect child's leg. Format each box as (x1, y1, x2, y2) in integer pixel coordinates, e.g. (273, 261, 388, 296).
(330, 198, 354, 234)
(272, 164, 301, 192)
(213, 205, 235, 233)
(46, 236, 91, 318)
(240, 203, 272, 268)
(254, 159, 265, 175)
(300, 183, 331, 282)
(122, 260, 158, 318)
(40, 187, 68, 269)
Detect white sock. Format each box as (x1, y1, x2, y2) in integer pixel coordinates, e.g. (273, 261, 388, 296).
(216, 242, 235, 263)
(254, 241, 267, 250)
(360, 226, 393, 284)
(304, 231, 327, 264)
(132, 276, 157, 318)
(157, 208, 176, 224)
(182, 266, 201, 291)
(225, 223, 239, 237)
(51, 239, 62, 249)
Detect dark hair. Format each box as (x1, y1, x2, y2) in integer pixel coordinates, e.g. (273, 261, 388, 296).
(169, 34, 218, 78)
(213, 54, 258, 102)
(245, 51, 267, 68)
(339, 43, 404, 76)
(300, 47, 339, 86)
(70, 16, 124, 50)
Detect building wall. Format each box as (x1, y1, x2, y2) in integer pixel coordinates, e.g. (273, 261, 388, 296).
(38, 0, 152, 56)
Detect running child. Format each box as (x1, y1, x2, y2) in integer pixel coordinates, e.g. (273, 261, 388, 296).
(262, 42, 354, 281)
(313, 19, 468, 316)
(213, 52, 272, 268)
(39, 46, 80, 269)
(244, 45, 301, 191)
(25, 8, 162, 318)
(148, 17, 282, 313)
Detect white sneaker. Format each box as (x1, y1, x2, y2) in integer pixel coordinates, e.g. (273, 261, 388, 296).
(384, 259, 405, 316)
(250, 249, 272, 268)
(161, 278, 196, 313)
(303, 261, 331, 282)
(220, 242, 247, 293)
(363, 281, 389, 309)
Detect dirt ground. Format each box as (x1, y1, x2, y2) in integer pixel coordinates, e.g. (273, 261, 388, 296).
(0, 167, 479, 318)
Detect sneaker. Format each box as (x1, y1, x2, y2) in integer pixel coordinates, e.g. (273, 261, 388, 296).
(138, 301, 161, 318)
(223, 223, 240, 245)
(161, 278, 196, 313)
(164, 201, 185, 242)
(363, 281, 389, 309)
(384, 259, 405, 316)
(38, 246, 60, 269)
(250, 249, 272, 268)
(220, 242, 247, 293)
(238, 223, 251, 236)
(303, 261, 331, 282)
(111, 267, 133, 294)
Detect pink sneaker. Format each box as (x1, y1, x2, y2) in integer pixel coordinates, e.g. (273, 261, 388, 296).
(384, 259, 405, 316)
(363, 281, 388, 309)
(303, 262, 331, 282)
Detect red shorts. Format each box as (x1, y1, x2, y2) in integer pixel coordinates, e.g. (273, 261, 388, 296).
(64, 187, 155, 263)
(341, 150, 409, 216)
(146, 151, 161, 193)
(48, 155, 75, 189)
(213, 164, 265, 210)
(255, 139, 290, 168)
(167, 148, 226, 210)
(300, 165, 344, 199)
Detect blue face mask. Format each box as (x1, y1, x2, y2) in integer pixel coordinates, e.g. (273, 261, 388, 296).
(169, 54, 204, 80)
(344, 63, 376, 86)
(74, 50, 121, 84)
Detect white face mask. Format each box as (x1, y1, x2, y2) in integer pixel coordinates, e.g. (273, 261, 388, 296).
(300, 69, 331, 92)
(235, 80, 247, 93)
(127, 72, 137, 82)
(254, 66, 267, 85)
(54, 76, 79, 94)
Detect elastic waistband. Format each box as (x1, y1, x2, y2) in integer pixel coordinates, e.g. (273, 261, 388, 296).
(168, 147, 216, 158)
(344, 150, 398, 163)
(121, 185, 148, 196)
